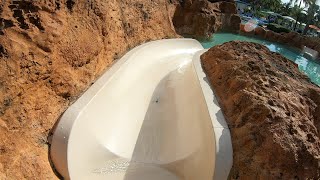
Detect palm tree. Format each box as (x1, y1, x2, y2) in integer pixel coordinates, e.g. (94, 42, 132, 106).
(302, 1, 319, 34)
(316, 12, 320, 27)
(293, 0, 313, 31)
(281, 1, 294, 15)
(266, 0, 282, 12)
(290, 5, 305, 20)
(249, 0, 282, 13)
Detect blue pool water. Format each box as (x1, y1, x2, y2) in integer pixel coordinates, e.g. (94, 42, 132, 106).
(201, 33, 320, 86)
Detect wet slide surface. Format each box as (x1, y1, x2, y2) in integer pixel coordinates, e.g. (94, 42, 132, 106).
(50, 39, 232, 180)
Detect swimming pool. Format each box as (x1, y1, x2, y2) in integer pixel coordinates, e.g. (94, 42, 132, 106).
(201, 33, 320, 86)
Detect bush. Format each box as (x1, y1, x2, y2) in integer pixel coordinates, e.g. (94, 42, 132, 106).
(267, 23, 291, 33)
(254, 11, 265, 18)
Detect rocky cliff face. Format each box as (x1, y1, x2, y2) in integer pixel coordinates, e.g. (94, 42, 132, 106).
(201, 41, 320, 179)
(0, 0, 177, 179)
(173, 0, 240, 39)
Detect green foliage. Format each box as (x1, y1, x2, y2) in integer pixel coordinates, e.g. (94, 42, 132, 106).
(251, 0, 282, 12)
(244, 7, 252, 13)
(254, 11, 266, 18)
(267, 23, 291, 33)
(303, 1, 320, 34)
(249, 0, 319, 34)
(291, 0, 314, 31)
(280, 2, 293, 15)
(290, 5, 305, 18)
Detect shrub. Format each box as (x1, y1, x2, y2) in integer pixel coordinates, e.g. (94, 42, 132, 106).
(267, 23, 291, 33)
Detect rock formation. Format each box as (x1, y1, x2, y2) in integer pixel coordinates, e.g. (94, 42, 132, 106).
(240, 26, 320, 54)
(267, 31, 320, 54)
(0, 0, 177, 179)
(172, 0, 240, 39)
(0, 0, 243, 178)
(201, 41, 320, 179)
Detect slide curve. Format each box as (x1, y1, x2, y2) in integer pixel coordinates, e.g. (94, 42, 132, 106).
(50, 39, 232, 180)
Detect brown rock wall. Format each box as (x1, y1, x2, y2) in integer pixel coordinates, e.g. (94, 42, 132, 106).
(0, 0, 177, 179)
(201, 41, 320, 179)
(172, 0, 240, 39)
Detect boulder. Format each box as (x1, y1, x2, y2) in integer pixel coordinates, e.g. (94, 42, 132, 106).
(240, 23, 245, 32)
(314, 44, 320, 54)
(277, 33, 289, 44)
(302, 37, 320, 50)
(265, 30, 281, 42)
(282, 32, 304, 48)
(229, 14, 241, 30)
(219, 1, 237, 14)
(208, 0, 235, 2)
(254, 26, 267, 38)
(201, 41, 320, 179)
(173, 0, 240, 39)
(264, 31, 320, 54)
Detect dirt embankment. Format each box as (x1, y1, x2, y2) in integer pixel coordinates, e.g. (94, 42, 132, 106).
(201, 41, 320, 179)
(0, 0, 177, 179)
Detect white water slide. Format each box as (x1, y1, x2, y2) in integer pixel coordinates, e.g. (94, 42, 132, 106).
(50, 39, 232, 180)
